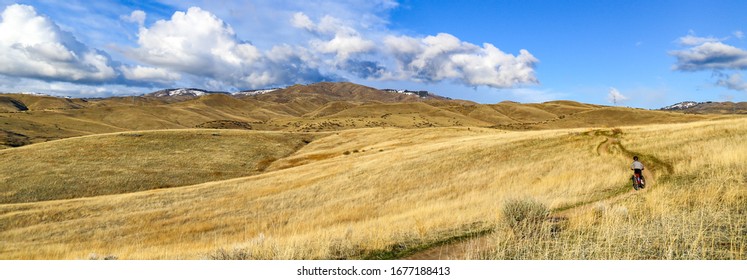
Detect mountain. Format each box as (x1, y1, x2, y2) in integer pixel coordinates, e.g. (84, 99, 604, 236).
(244, 82, 440, 103)
(660, 101, 747, 114)
(661, 101, 700, 110)
(232, 88, 281, 96)
(1, 82, 740, 149)
(145, 88, 230, 98)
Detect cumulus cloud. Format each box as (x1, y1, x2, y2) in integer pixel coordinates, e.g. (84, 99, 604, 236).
(671, 33, 747, 93)
(122, 10, 146, 26)
(717, 73, 747, 91)
(607, 87, 628, 104)
(290, 12, 314, 31)
(384, 33, 539, 88)
(127, 7, 342, 89)
(294, 12, 375, 62)
(131, 7, 261, 75)
(258, 44, 340, 87)
(0, 2, 541, 96)
(0, 4, 118, 83)
(120, 65, 181, 83)
(670, 42, 747, 71)
(291, 12, 539, 88)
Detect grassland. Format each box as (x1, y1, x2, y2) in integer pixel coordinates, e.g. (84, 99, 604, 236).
(1, 83, 744, 259)
(0, 130, 318, 204)
(1, 85, 724, 149)
(464, 119, 747, 259)
(2, 116, 743, 260)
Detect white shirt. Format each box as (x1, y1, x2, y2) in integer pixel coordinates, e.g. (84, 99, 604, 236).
(631, 161, 644, 170)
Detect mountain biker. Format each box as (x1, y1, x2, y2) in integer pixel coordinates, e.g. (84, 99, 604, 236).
(631, 156, 645, 189)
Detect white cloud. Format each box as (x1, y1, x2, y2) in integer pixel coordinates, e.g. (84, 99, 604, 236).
(0, 75, 149, 97)
(120, 65, 181, 83)
(717, 73, 747, 91)
(0, 2, 542, 97)
(294, 12, 375, 62)
(678, 34, 723, 46)
(127, 7, 343, 89)
(607, 87, 628, 104)
(735, 30, 745, 40)
(671, 32, 747, 93)
(670, 42, 747, 71)
(122, 10, 146, 26)
(312, 33, 375, 61)
(291, 12, 539, 88)
(131, 7, 261, 75)
(290, 12, 314, 31)
(0, 4, 118, 82)
(384, 33, 539, 88)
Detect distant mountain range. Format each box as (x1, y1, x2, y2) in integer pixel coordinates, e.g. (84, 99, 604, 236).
(660, 101, 747, 114)
(143, 84, 448, 100)
(4, 81, 738, 149)
(6, 84, 745, 114)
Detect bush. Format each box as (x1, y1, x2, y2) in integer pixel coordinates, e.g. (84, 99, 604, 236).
(502, 198, 549, 238)
(208, 248, 252, 260)
(88, 253, 118, 260)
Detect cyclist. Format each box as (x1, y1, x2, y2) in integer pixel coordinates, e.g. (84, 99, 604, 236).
(630, 156, 645, 189)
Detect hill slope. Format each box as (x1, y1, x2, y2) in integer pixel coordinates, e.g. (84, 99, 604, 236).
(0, 83, 739, 149)
(0, 130, 318, 204)
(0, 119, 745, 259)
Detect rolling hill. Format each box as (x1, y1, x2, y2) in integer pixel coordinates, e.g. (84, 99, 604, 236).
(1, 82, 733, 149)
(0, 82, 745, 259)
(0, 118, 744, 259)
(0, 130, 318, 204)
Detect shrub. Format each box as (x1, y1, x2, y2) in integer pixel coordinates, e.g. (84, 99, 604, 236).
(502, 198, 549, 238)
(88, 253, 118, 260)
(208, 248, 252, 260)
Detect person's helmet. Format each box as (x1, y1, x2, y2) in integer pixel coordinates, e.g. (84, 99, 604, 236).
(633, 156, 639, 161)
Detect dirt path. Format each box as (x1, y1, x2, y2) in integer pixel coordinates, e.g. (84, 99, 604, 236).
(402, 134, 660, 260)
(554, 136, 654, 218)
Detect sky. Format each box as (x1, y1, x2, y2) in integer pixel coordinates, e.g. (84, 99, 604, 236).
(0, 0, 746, 108)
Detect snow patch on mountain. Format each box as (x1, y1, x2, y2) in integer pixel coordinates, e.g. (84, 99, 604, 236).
(660, 101, 702, 110)
(232, 88, 280, 96)
(146, 88, 229, 97)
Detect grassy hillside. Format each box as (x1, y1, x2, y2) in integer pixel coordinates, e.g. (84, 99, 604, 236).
(473, 119, 747, 259)
(0, 124, 641, 259)
(0, 96, 29, 112)
(2, 82, 734, 149)
(0, 119, 745, 259)
(0, 130, 318, 204)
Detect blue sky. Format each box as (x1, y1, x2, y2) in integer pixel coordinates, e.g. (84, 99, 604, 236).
(0, 0, 745, 108)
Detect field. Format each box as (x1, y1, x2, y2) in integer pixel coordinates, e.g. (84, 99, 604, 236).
(1, 115, 744, 259)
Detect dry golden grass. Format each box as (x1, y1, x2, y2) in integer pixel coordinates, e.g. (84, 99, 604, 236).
(0, 110, 744, 259)
(0, 129, 317, 203)
(476, 118, 747, 259)
(2, 85, 729, 149)
(0, 124, 632, 259)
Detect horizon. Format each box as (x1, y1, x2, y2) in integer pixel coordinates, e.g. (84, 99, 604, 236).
(0, 1, 746, 108)
(5, 81, 745, 110)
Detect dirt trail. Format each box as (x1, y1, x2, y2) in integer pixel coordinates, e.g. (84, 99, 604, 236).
(403, 134, 661, 260)
(554, 136, 654, 218)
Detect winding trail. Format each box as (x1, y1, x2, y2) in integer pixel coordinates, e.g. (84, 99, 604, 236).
(401, 131, 666, 260)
